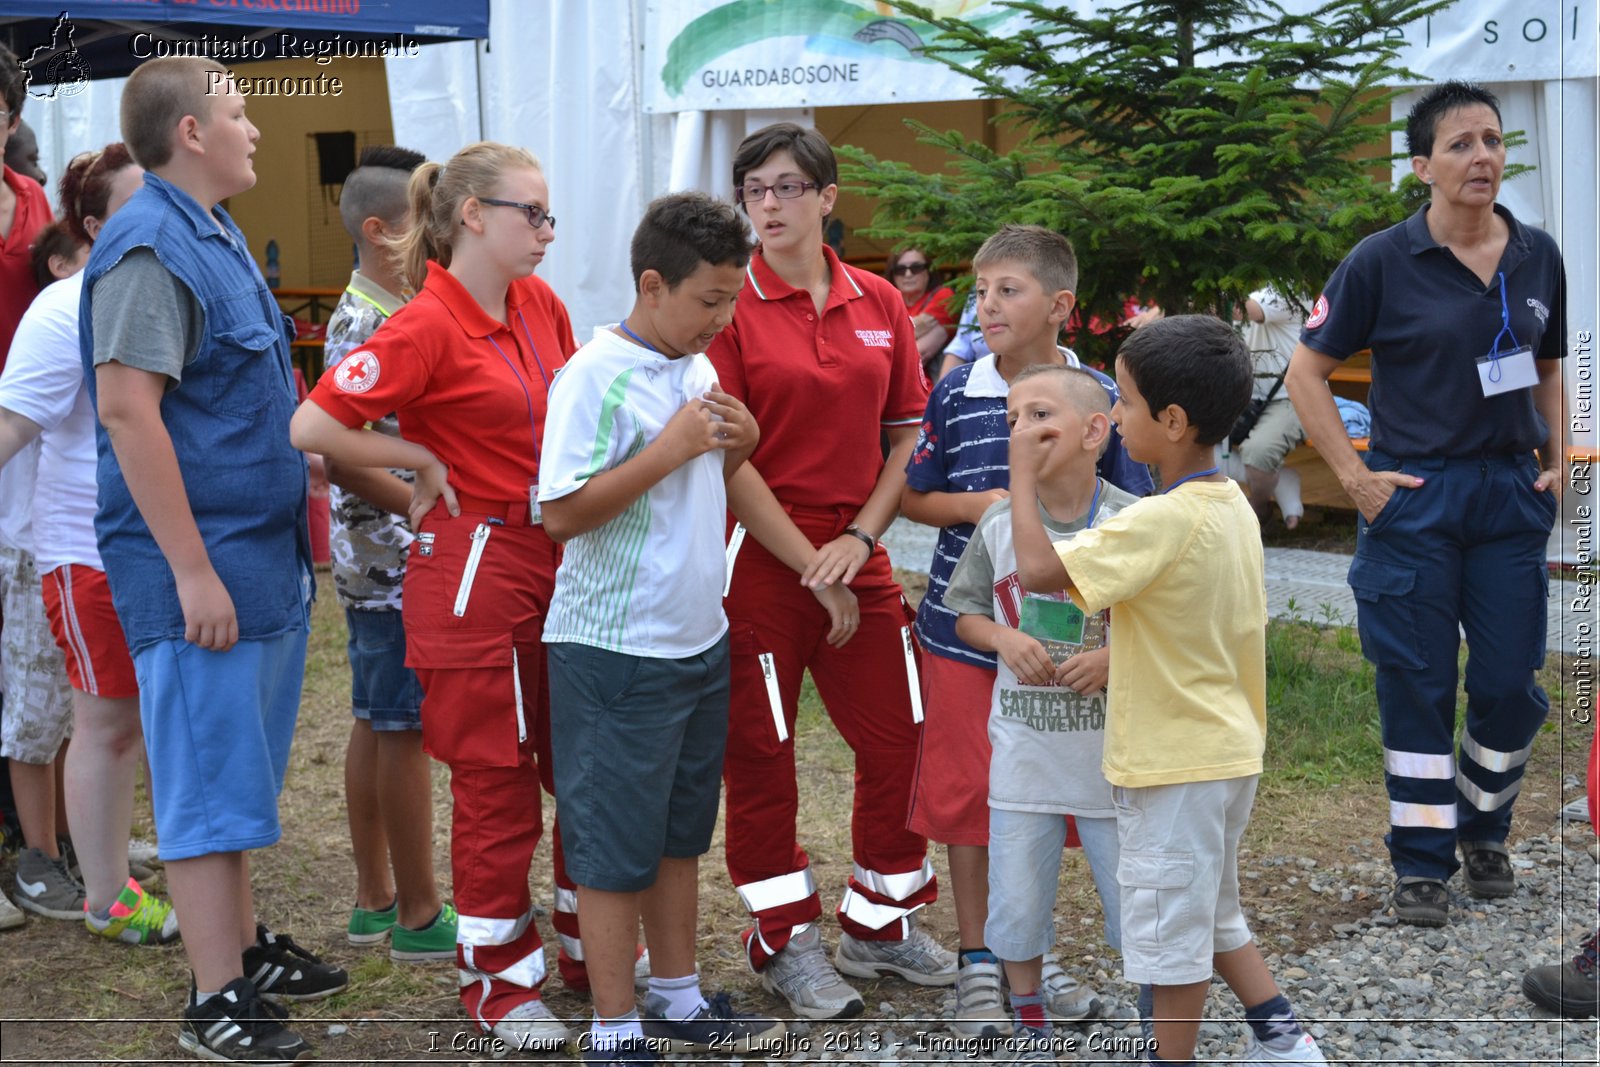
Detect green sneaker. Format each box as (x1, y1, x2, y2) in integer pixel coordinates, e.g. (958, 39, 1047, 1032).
(347, 899, 397, 946)
(85, 877, 180, 945)
(390, 903, 458, 963)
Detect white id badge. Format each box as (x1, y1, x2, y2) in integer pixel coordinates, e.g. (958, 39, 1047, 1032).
(529, 482, 543, 525)
(1477, 345, 1538, 397)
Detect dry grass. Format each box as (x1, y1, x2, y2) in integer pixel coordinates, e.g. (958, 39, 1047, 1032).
(0, 571, 1590, 1063)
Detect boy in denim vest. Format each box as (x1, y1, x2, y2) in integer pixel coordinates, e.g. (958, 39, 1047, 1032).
(80, 57, 343, 1063)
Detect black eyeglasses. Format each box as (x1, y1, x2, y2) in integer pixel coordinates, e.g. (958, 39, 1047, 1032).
(736, 180, 820, 203)
(479, 197, 556, 231)
(892, 262, 930, 277)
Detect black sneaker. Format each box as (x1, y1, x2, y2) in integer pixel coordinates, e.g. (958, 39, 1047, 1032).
(243, 924, 348, 1003)
(641, 990, 786, 1053)
(180, 976, 313, 1062)
(1522, 930, 1599, 1018)
(1460, 841, 1515, 898)
(581, 1037, 662, 1065)
(1391, 878, 1450, 927)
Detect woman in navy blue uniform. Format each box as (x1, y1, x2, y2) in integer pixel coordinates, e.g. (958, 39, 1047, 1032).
(1286, 81, 1567, 928)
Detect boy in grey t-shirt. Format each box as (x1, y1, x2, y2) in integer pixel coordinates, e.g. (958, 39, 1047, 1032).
(945, 364, 1137, 1047)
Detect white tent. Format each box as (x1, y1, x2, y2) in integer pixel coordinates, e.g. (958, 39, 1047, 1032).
(25, 0, 1598, 507)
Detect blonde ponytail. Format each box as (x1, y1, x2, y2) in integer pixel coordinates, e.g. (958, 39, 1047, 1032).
(385, 142, 543, 293)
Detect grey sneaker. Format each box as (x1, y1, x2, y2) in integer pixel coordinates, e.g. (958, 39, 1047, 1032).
(1040, 953, 1101, 1021)
(951, 956, 1012, 1037)
(836, 922, 957, 986)
(760, 923, 865, 1020)
(14, 847, 86, 920)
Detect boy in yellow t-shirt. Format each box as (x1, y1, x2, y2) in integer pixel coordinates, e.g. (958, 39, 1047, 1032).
(1009, 315, 1326, 1067)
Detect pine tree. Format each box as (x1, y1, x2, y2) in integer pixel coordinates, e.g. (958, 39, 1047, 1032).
(840, 0, 1451, 362)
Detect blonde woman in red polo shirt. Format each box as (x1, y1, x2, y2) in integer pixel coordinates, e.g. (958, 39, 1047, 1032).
(709, 123, 955, 1020)
(291, 141, 576, 1050)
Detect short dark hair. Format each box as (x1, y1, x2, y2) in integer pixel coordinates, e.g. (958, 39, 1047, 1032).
(1406, 81, 1502, 158)
(631, 191, 752, 288)
(974, 224, 1078, 295)
(30, 220, 81, 288)
(1116, 315, 1251, 447)
(732, 123, 837, 197)
(0, 43, 26, 120)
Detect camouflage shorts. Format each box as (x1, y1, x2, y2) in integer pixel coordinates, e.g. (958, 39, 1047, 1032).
(0, 546, 74, 763)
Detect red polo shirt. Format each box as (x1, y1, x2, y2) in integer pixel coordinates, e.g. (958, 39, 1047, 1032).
(708, 245, 927, 509)
(310, 262, 576, 502)
(0, 166, 54, 367)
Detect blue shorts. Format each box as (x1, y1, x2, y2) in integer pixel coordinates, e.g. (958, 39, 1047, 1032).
(345, 608, 423, 732)
(135, 629, 308, 861)
(547, 635, 729, 892)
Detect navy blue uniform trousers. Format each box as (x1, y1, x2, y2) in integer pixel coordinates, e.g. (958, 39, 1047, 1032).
(1349, 449, 1557, 880)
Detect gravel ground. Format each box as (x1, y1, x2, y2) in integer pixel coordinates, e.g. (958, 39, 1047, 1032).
(644, 830, 1598, 1066)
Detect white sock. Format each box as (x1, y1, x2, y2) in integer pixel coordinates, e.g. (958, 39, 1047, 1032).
(588, 1010, 643, 1050)
(648, 972, 707, 1020)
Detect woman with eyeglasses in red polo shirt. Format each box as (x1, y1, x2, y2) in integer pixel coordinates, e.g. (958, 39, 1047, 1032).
(708, 123, 955, 1022)
(291, 141, 577, 1051)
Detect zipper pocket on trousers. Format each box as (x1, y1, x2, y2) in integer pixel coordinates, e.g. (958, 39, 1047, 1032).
(453, 523, 491, 617)
(511, 648, 527, 743)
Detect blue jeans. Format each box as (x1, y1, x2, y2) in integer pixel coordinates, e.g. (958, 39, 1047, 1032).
(1350, 449, 1557, 881)
(345, 608, 423, 731)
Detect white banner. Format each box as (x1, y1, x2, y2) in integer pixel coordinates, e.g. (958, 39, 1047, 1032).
(641, 0, 1597, 114)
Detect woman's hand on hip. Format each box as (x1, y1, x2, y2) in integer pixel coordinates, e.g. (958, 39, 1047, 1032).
(409, 457, 459, 529)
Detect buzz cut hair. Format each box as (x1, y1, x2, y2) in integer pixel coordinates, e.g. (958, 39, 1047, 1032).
(339, 144, 426, 241)
(973, 224, 1078, 296)
(120, 56, 230, 169)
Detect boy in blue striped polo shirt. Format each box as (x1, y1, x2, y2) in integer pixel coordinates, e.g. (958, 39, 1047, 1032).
(901, 225, 1151, 1038)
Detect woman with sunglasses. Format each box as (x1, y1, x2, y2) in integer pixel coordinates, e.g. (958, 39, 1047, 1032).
(708, 123, 952, 1021)
(885, 246, 957, 377)
(292, 141, 577, 1050)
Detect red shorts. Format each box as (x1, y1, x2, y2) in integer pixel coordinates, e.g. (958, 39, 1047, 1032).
(907, 653, 997, 846)
(41, 565, 139, 699)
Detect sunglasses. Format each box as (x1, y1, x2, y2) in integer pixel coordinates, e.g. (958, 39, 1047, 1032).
(892, 262, 930, 277)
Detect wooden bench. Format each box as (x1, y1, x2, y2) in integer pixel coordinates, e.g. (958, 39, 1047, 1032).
(1287, 348, 1594, 510)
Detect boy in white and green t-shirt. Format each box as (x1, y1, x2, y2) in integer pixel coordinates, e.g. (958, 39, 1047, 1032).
(945, 363, 1138, 1046)
(538, 192, 783, 1063)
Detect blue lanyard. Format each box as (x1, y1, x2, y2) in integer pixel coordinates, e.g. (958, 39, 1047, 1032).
(618, 321, 659, 353)
(1164, 467, 1219, 493)
(1083, 478, 1103, 528)
(486, 310, 552, 463)
(1484, 272, 1522, 383)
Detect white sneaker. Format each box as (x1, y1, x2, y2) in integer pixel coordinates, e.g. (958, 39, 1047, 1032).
(760, 923, 865, 1020)
(951, 956, 1012, 1037)
(489, 997, 570, 1051)
(1240, 1033, 1328, 1063)
(1040, 952, 1100, 1021)
(0, 889, 24, 931)
(836, 923, 957, 986)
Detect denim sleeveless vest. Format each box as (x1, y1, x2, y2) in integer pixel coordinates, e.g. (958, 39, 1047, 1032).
(80, 173, 313, 653)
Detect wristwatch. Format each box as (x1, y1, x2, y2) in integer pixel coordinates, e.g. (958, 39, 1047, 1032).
(843, 524, 877, 554)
